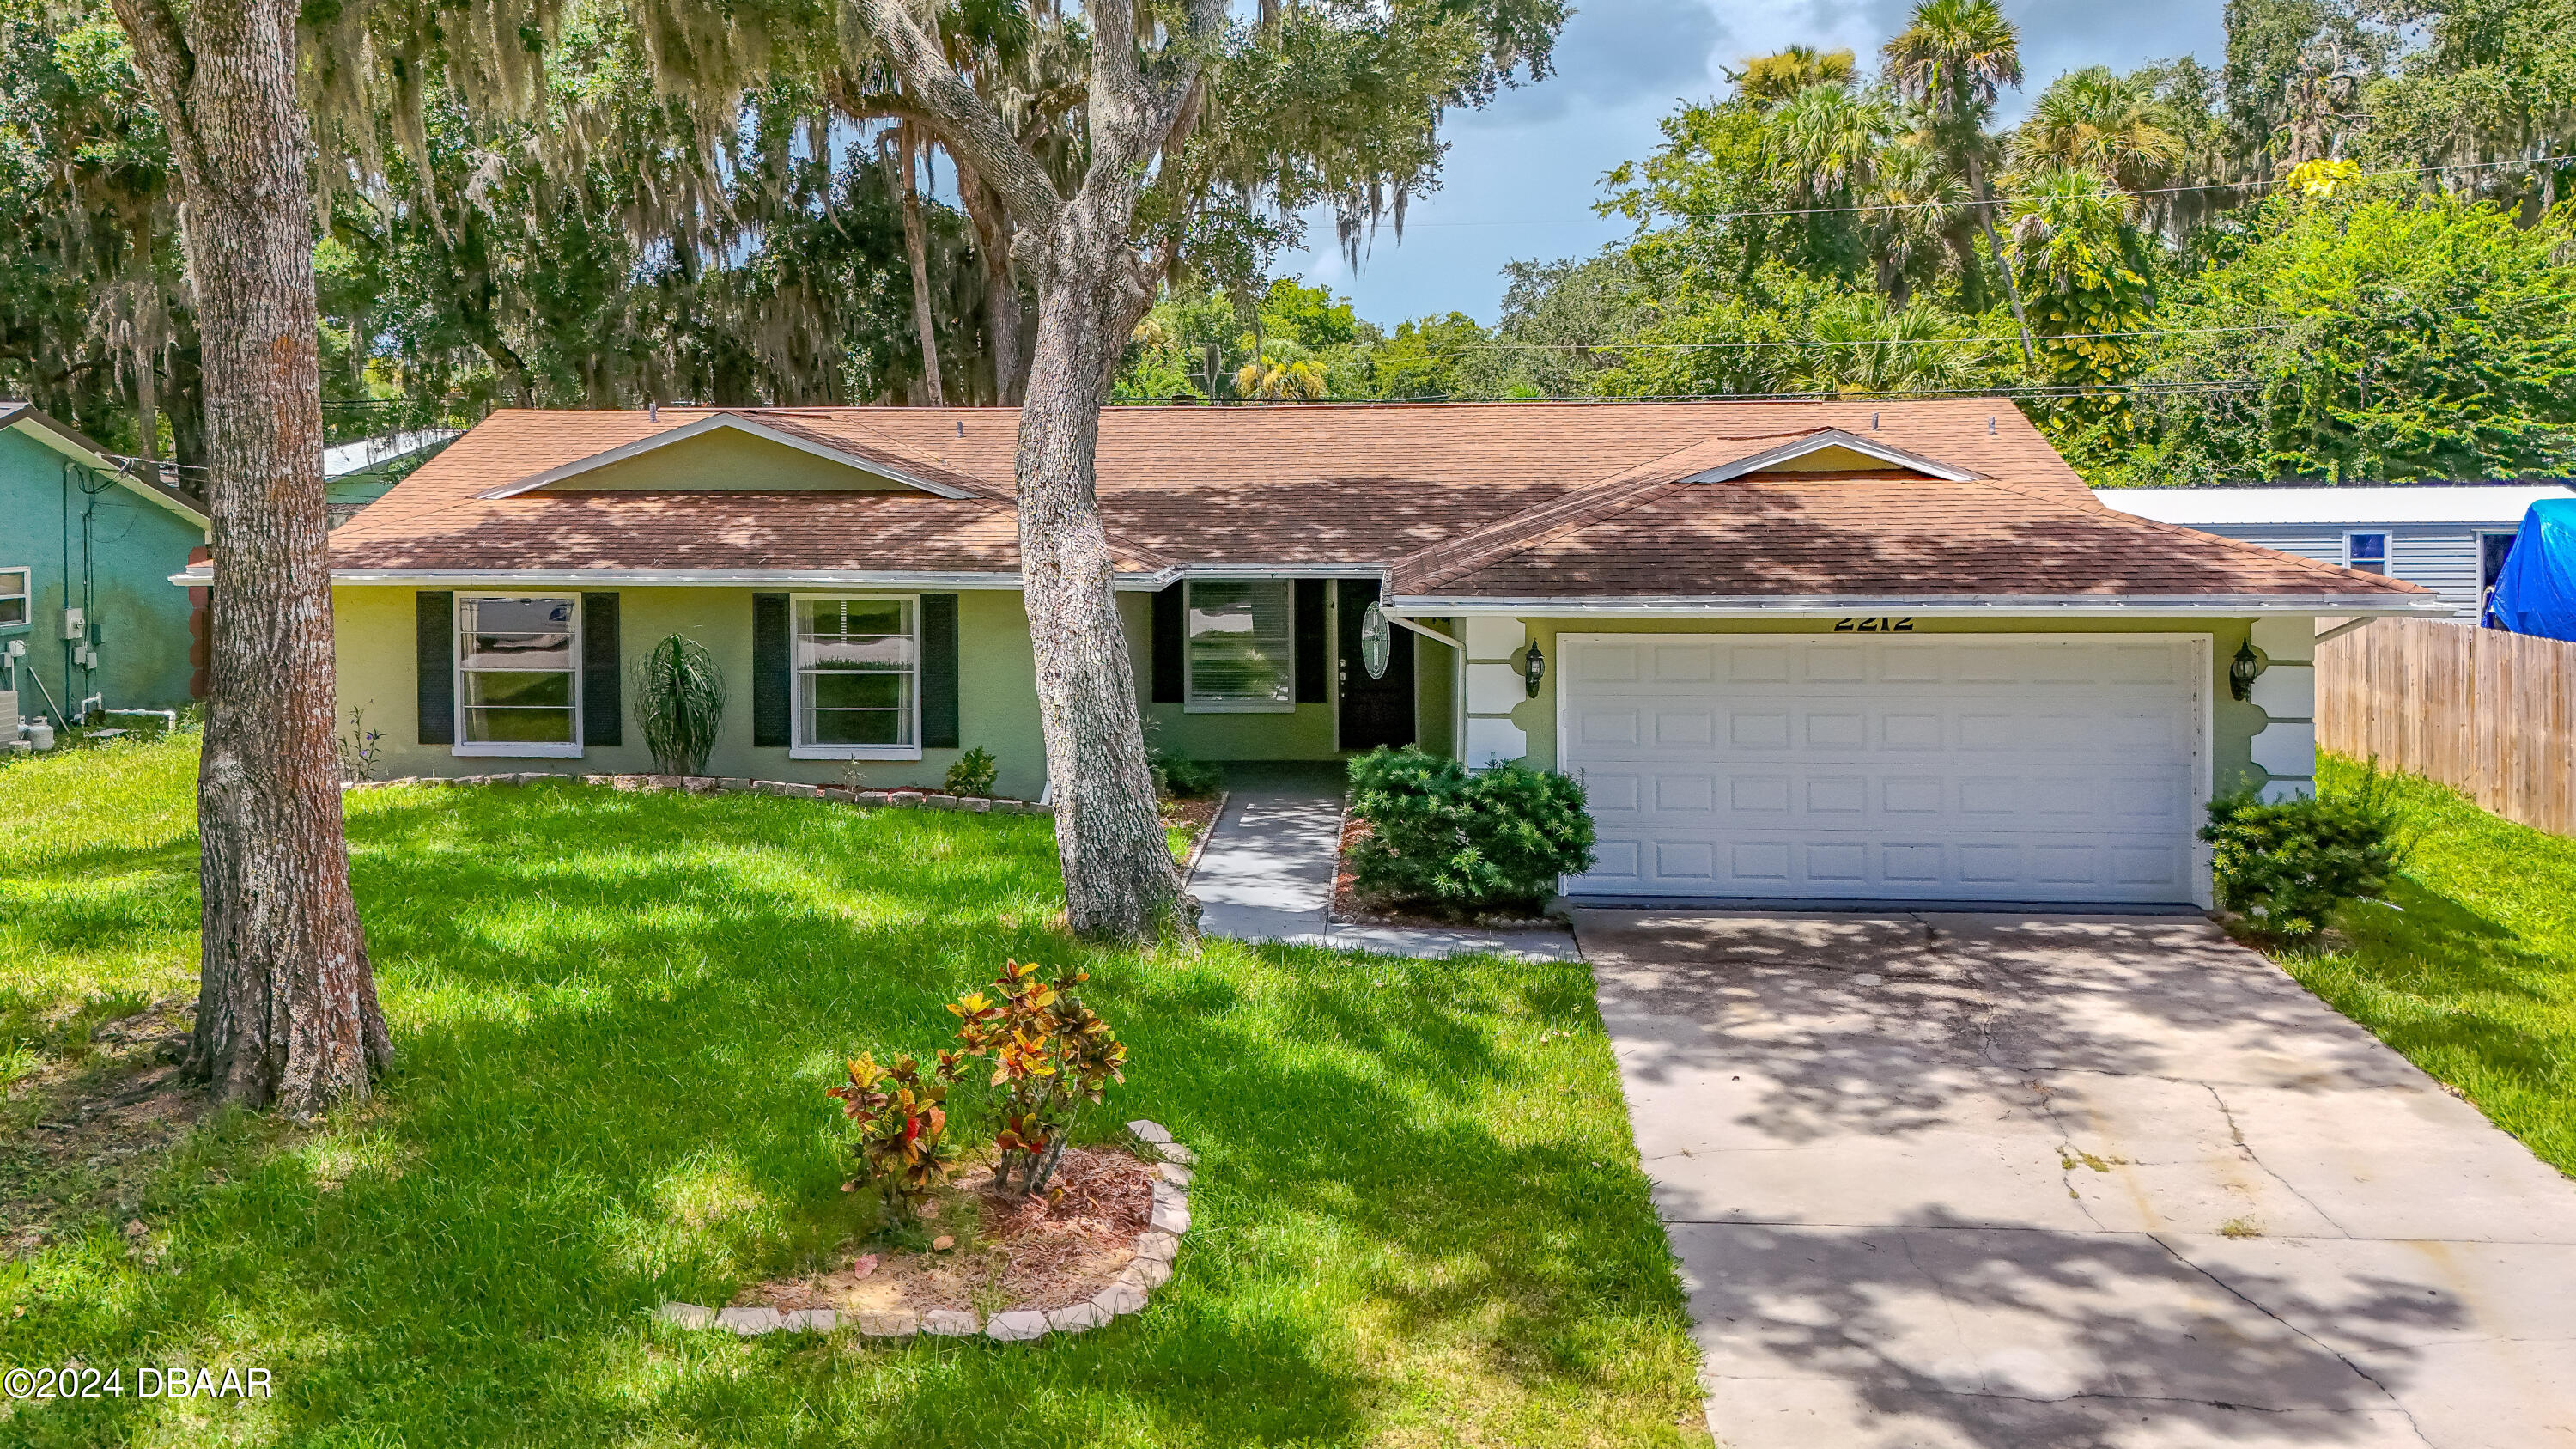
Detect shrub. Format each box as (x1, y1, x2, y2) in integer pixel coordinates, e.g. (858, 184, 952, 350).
(634, 634, 725, 776)
(944, 959, 1127, 1196)
(1149, 744, 1223, 799)
(1347, 746, 1595, 916)
(2201, 773, 2407, 943)
(944, 746, 999, 797)
(825, 1053, 958, 1224)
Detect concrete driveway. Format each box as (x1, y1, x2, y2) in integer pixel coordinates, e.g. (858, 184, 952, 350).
(1579, 910, 2576, 1449)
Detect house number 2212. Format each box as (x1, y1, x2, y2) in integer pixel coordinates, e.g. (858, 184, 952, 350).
(1833, 617, 1916, 633)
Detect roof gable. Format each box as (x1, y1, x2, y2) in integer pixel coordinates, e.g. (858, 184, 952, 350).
(1686, 428, 1978, 484)
(477, 412, 986, 500)
(1, 401, 210, 527)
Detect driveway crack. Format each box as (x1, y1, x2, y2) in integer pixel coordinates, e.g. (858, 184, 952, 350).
(2198, 1080, 2356, 1239)
(2149, 1233, 2437, 1446)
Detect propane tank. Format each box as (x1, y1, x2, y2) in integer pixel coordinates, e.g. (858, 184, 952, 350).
(27, 717, 54, 751)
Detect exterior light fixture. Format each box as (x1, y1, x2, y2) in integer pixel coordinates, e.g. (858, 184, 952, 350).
(2229, 639, 2263, 702)
(1522, 640, 1546, 697)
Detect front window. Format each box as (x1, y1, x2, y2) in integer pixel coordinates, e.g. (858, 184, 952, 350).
(2345, 533, 2389, 575)
(0, 568, 26, 628)
(1185, 579, 1294, 712)
(456, 595, 580, 755)
(794, 594, 919, 757)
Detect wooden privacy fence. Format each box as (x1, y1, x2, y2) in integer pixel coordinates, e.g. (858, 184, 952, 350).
(2318, 617, 2576, 836)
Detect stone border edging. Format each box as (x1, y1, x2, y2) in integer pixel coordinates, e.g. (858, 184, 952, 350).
(343, 771, 1055, 817)
(653, 1119, 1194, 1343)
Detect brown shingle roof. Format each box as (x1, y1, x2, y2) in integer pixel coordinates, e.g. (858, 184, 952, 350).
(325, 399, 2432, 604)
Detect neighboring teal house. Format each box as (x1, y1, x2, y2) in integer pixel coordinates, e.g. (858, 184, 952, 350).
(0, 401, 210, 722)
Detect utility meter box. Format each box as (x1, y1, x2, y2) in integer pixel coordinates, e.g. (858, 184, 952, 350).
(61, 606, 85, 642)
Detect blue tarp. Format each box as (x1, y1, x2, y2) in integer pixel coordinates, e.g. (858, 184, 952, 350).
(2487, 497, 2576, 641)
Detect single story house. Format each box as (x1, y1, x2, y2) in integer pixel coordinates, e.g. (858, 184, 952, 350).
(2093, 484, 2576, 620)
(267, 400, 2445, 909)
(3, 400, 210, 726)
(325, 429, 462, 529)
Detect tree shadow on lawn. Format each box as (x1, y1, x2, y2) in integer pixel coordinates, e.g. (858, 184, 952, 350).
(15, 788, 1696, 1447)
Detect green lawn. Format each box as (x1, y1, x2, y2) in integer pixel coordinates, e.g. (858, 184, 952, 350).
(2283, 755, 2576, 1176)
(0, 733, 1707, 1447)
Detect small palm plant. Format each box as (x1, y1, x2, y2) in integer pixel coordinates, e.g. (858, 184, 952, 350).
(635, 633, 725, 776)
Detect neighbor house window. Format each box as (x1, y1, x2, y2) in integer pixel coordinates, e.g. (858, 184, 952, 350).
(1185, 579, 1294, 712)
(793, 594, 919, 758)
(0, 568, 26, 628)
(455, 594, 581, 755)
(2345, 532, 2389, 575)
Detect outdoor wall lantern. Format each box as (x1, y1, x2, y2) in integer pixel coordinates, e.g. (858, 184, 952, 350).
(1522, 640, 1546, 697)
(2228, 638, 2264, 702)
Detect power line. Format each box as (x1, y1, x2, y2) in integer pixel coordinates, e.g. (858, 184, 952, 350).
(1397, 151, 2575, 228)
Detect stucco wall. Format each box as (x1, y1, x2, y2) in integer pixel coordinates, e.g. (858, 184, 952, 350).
(0, 428, 206, 716)
(334, 586, 1050, 797)
(1116, 588, 1347, 762)
(1454, 613, 2276, 795)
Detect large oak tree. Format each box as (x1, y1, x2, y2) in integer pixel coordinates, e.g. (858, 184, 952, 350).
(106, 0, 390, 1111)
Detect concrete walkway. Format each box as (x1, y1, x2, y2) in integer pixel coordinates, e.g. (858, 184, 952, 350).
(1580, 909, 2576, 1449)
(1190, 765, 1578, 961)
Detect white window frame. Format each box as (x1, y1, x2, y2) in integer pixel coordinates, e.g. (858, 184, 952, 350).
(0, 567, 27, 630)
(1183, 577, 1297, 715)
(789, 592, 923, 761)
(2477, 529, 2518, 591)
(2343, 530, 2391, 574)
(453, 592, 584, 758)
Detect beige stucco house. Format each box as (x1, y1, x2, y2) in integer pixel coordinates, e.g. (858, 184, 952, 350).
(246, 399, 2446, 910)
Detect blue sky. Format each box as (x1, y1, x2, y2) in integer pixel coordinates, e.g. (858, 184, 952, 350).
(1286, 0, 2227, 325)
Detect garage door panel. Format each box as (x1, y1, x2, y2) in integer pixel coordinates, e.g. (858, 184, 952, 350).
(1562, 636, 2204, 904)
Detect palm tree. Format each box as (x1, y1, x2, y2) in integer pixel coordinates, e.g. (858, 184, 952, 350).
(1865, 137, 1969, 306)
(2014, 66, 2184, 194)
(1884, 0, 2034, 363)
(1765, 83, 1895, 204)
(1735, 46, 1859, 107)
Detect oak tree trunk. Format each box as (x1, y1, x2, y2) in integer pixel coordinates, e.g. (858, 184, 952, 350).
(109, 0, 392, 1114)
(955, 164, 1024, 404)
(1017, 201, 1196, 941)
(896, 127, 946, 407)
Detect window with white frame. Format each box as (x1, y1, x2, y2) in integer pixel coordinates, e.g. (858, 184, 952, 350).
(1185, 579, 1294, 712)
(455, 594, 581, 754)
(2344, 532, 2389, 575)
(0, 568, 27, 628)
(794, 594, 919, 756)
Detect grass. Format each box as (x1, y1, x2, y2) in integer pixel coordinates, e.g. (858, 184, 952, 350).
(0, 732, 1707, 1447)
(2276, 754, 2576, 1176)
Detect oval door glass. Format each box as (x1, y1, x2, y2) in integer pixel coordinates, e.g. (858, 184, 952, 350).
(1359, 601, 1391, 680)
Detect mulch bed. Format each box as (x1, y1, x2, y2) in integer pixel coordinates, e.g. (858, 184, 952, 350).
(1162, 795, 1223, 857)
(734, 1146, 1157, 1318)
(1, 998, 209, 1257)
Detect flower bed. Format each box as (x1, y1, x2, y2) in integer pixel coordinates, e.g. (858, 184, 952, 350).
(344, 772, 1054, 815)
(656, 1120, 1195, 1342)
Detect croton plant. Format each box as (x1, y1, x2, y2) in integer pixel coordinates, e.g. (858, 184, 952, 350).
(828, 960, 1127, 1219)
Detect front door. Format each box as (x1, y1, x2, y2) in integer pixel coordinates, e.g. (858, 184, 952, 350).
(1335, 579, 1414, 751)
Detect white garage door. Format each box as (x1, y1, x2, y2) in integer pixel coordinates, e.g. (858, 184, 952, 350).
(1558, 634, 2208, 904)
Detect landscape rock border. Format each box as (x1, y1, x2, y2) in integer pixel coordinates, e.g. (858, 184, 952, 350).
(344, 771, 1055, 816)
(654, 1121, 1194, 1344)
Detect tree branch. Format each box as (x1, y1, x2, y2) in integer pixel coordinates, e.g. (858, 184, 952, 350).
(105, 0, 197, 165)
(841, 0, 1065, 230)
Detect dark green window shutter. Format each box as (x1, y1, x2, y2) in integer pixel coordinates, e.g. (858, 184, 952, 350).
(580, 593, 621, 746)
(1151, 583, 1184, 704)
(752, 593, 791, 747)
(416, 591, 454, 745)
(1294, 579, 1327, 703)
(921, 594, 960, 748)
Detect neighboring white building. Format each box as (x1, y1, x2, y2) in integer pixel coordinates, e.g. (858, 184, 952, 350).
(2093, 484, 2576, 618)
